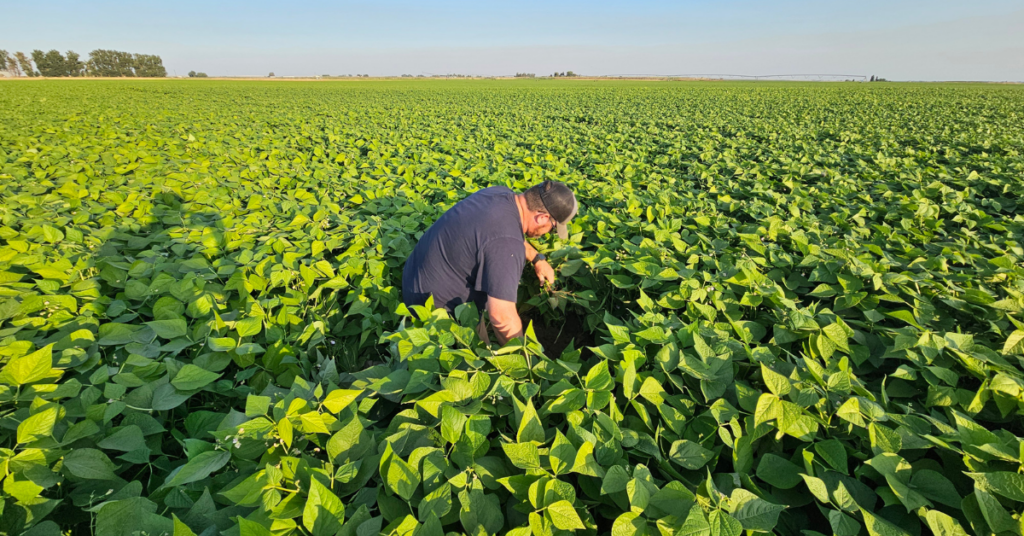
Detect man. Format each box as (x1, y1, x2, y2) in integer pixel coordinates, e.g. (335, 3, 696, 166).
(402, 180, 578, 344)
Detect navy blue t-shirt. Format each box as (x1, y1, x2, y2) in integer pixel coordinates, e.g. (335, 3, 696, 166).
(402, 186, 526, 313)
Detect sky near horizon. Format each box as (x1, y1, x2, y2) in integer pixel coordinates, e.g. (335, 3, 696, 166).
(4, 0, 1023, 81)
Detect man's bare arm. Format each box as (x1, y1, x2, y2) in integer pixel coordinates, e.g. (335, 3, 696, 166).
(486, 295, 523, 345)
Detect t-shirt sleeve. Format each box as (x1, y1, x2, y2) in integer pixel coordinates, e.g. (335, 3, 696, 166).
(474, 237, 526, 302)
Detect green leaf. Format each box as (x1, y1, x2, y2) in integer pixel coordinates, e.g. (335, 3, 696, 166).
(760, 363, 791, 396)
(547, 500, 585, 531)
(923, 510, 969, 536)
(911, 470, 961, 508)
(755, 454, 803, 489)
(612, 511, 646, 536)
(814, 439, 848, 474)
(571, 442, 606, 477)
(96, 497, 171, 536)
(868, 423, 902, 454)
(63, 448, 118, 480)
(17, 407, 57, 444)
(585, 360, 613, 391)
(386, 450, 420, 501)
(727, 489, 784, 532)
(669, 440, 714, 470)
(206, 337, 236, 351)
(549, 429, 576, 476)
(1002, 329, 1024, 354)
(678, 505, 710, 536)
(707, 510, 743, 536)
(859, 508, 911, 536)
(170, 364, 222, 391)
(441, 405, 467, 444)
(97, 425, 147, 452)
(459, 488, 503, 535)
(966, 471, 1024, 502)
(245, 394, 271, 416)
(602, 465, 630, 494)
(172, 514, 197, 536)
(235, 316, 263, 338)
(864, 453, 930, 511)
(517, 398, 546, 444)
(973, 487, 1017, 534)
(502, 442, 541, 470)
(322, 389, 363, 413)
(0, 344, 53, 385)
(160, 450, 230, 489)
(146, 319, 188, 339)
(238, 518, 273, 536)
(303, 478, 345, 535)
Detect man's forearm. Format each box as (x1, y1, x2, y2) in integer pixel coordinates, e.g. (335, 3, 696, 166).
(524, 240, 539, 263)
(490, 309, 524, 345)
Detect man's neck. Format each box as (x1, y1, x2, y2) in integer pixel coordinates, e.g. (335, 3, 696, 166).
(514, 194, 529, 235)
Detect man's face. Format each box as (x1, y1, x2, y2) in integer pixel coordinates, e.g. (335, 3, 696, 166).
(527, 212, 554, 238)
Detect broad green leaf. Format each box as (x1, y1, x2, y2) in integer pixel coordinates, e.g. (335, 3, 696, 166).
(547, 500, 584, 531)
(755, 454, 803, 489)
(146, 319, 188, 340)
(727, 488, 784, 532)
(0, 344, 53, 385)
(160, 450, 230, 489)
(63, 448, 118, 480)
(612, 511, 646, 536)
(17, 407, 57, 444)
(322, 389, 363, 413)
(549, 430, 576, 476)
(585, 360, 613, 391)
(966, 471, 1024, 502)
(303, 478, 345, 535)
(669, 440, 714, 470)
(517, 398, 545, 444)
(859, 508, 911, 536)
(923, 510, 969, 536)
(170, 364, 221, 391)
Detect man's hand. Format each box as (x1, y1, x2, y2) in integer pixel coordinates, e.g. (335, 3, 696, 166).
(534, 259, 555, 288)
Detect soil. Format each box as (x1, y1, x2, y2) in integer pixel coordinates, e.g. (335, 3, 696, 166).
(519, 310, 595, 359)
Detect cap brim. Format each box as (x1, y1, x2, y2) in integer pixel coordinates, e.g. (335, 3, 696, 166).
(556, 222, 569, 240)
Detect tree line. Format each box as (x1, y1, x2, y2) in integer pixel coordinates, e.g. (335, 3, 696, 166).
(1, 49, 166, 77)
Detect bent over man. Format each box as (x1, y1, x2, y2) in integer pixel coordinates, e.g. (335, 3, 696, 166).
(402, 181, 578, 344)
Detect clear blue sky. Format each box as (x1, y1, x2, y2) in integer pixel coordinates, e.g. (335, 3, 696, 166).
(5, 0, 1023, 80)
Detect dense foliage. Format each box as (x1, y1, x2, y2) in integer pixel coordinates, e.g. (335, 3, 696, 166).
(1, 80, 1023, 536)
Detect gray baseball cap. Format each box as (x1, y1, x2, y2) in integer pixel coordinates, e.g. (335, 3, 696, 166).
(539, 181, 578, 239)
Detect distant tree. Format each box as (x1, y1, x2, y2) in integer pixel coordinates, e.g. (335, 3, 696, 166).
(132, 54, 167, 77)
(32, 49, 68, 77)
(870, 75, 875, 82)
(15, 52, 35, 77)
(195, 72, 208, 78)
(0, 50, 9, 74)
(87, 49, 135, 76)
(65, 51, 84, 76)
(188, 70, 197, 77)
(566, 71, 576, 77)
(268, 72, 274, 77)
(5, 51, 23, 76)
